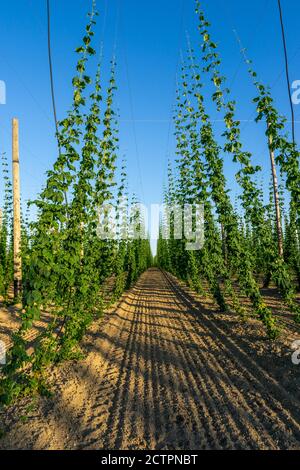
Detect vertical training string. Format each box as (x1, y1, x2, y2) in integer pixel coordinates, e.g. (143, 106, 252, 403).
(46, 0, 60, 149)
(278, 0, 295, 145)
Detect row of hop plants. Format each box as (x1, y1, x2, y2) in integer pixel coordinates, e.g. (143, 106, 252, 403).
(157, 0, 300, 339)
(0, 153, 31, 303)
(0, 153, 13, 302)
(0, 2, 152, 405)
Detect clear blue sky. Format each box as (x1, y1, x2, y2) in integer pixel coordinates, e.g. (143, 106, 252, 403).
(0, 0, 299, 234)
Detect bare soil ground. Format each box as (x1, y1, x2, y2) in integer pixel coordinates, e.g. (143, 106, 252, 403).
(0, 268, 300, 450)
(0, 304, 53, 351)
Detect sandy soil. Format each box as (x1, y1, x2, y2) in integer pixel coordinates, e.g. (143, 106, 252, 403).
(0, 268, 300, 450)
(0, 304, 53, 352)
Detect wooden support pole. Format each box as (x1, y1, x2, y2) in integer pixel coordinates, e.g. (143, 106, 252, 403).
(12, 118, 22, 299)
(267, 122, 284, 258)
(80, 221, 84, 262)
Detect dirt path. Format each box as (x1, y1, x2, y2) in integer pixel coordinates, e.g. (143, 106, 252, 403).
(1, 268, 300, 450)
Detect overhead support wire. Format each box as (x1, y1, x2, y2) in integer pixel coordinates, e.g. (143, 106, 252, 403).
(119, 0, 145, 203)
(161, 0, 185, 203)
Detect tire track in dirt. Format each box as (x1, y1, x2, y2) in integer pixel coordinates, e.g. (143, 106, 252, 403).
(149, 274, 272, 449)
(161, 280, 281, 448)
(162, 271, 300, 448)
(1, 268, 300, 450)
(156, 285, 267, 449)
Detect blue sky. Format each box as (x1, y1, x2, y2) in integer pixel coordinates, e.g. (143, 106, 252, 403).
(0, 0, 299, 251)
